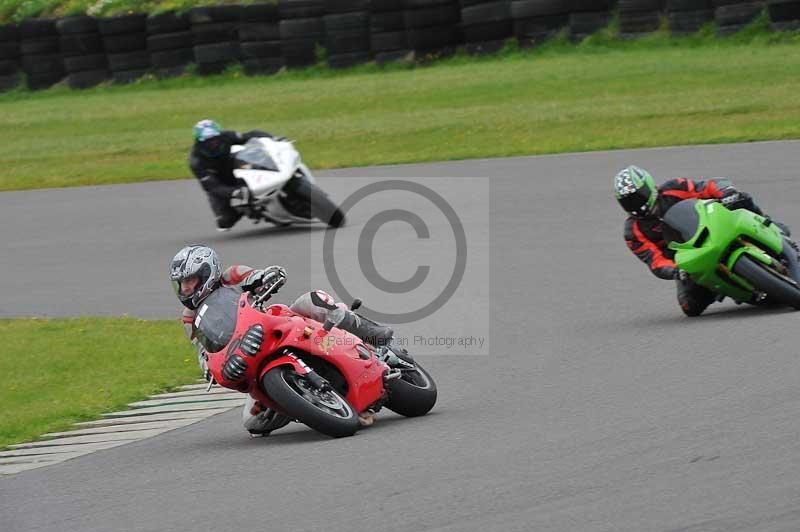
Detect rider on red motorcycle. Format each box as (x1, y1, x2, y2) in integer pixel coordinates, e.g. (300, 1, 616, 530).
(170, 244, 394, 434)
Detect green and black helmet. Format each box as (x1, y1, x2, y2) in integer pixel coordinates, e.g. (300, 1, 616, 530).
(614, 165, 658, 218)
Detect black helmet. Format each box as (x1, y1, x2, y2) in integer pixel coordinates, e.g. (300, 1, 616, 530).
(169, 245, 222, 310)
(614, 165, 658, 218)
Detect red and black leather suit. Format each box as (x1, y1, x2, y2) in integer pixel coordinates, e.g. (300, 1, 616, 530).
(623, 177, 763, 315)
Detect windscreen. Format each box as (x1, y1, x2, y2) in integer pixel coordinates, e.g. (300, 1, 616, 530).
(662, 199, 701, 244)
(194, 287, 240, 353)
(234, 139, 279, 171)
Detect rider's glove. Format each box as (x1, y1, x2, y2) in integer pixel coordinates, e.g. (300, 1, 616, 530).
(674, 269, 690, 281)
(244, 266, 286, 294)
(198, 352, 212, 382)
(720, 190, 752, 210)
(230, 186, 250, 207)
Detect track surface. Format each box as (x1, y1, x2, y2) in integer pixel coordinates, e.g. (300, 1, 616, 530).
(2, 141, 800, 531)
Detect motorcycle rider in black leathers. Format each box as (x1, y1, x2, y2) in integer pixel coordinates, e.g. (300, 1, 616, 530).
(189, 119, 277, 231)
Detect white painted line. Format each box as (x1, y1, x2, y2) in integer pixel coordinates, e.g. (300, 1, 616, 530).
(0, 450, 97, 469)
(101, 399, 244, 418)
(149, 388, 239, 399)
(177, 383, 210, 391)
(75, 408, 233, 427)
(42, 419, 198, 439)
(0, 440, 129, 458)
(8, 428, 176, 449)
(128, 394, 243, 408)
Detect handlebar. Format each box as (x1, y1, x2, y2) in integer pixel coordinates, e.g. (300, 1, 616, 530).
(253, 276, 286, 309)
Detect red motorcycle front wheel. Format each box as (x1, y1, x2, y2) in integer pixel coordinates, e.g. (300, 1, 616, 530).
(262, 367, 359, 438)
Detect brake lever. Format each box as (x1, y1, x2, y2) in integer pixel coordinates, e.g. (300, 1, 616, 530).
(253, 277, 285, 309)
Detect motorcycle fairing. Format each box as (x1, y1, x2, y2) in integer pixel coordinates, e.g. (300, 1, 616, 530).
(666, 199, 785, 301)
(206, 295, 386, 415)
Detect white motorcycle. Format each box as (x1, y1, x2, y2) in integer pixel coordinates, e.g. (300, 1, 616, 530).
(230, 137, 345, 227)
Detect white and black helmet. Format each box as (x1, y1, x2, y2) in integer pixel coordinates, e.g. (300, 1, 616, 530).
(169, 245, 221, 310)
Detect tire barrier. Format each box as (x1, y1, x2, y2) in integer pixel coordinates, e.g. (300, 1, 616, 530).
(19, 19, 65, 90)
(239, 3, 284, 74)
(189, 6, 243, 74)
(404, 0, 460, 58)
(667, 0, 713, 34)
(570, 0, 614, 40)
(0, 23, 21, 91)
(619, 0, 664, 35)
(279, 0, 325, 68)
(98, 14, 150, 84)
(58, 16, 109, 89)
(0, 0, 792, 93)
(768, 0, 800, 30)
(323, 4, 371, 68)
(370, 0, 410, 65)
(511, 0, 570, 46)
(461, 0, 512, 55)
(147, 12, 193, 79)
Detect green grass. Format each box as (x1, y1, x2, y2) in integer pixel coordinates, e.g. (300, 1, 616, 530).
(0, 318, 198, 449)
(0, 0, 261, 23)
(2, 18, 800, 191)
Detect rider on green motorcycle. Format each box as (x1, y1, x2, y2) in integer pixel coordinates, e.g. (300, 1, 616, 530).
(614, 165, 795, 316)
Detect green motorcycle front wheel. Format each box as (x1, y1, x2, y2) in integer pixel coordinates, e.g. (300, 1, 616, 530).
(732, 255, 800, 309)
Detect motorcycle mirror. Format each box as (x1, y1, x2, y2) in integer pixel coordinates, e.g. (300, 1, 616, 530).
(350, 298, 362, 311)
(323, 307, 347, 332)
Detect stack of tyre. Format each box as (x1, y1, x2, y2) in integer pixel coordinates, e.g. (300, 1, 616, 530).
(19, 19, 65, 90)
(460, 0, 510, 54)
(406, 0, 461, 57)
(58, 16, 108, 89)
(666, 0, 713, 33)
(768, 0, 800, 30)
(323, 0, 372, 68)
(619, 0, 664, 36)
(146, 12, 194, 78)
(510, 0, 570, 46)
(713, 0, 766, 34)
(0, 24, 21, 92)
(370, 0, 409, 64)
(190, 6, 242, 74)
(569, 0, 613, 40)
(99, 15, 151, 84)
(279, 0, 326, 67)
(238, 3, 284, 75)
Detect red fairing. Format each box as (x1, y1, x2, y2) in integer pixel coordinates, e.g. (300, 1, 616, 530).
(206, 295, 386, 415)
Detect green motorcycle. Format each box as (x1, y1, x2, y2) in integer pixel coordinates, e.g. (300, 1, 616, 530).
(663, 199, 800, 309)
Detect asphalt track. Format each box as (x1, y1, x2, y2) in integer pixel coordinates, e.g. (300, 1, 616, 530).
(2, 140, 800, 532)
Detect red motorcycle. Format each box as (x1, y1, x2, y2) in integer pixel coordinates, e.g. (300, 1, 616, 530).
(198, 280, 437, 438)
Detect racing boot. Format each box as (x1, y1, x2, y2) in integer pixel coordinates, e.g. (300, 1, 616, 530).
(337, 310, 394, 348)
(243, 398, 291, 436)
(676, 277, 716, 317)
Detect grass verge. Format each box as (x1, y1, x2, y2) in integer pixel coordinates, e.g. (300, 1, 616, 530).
(0, 317, 197, 450)
(2, 19, 800, 191)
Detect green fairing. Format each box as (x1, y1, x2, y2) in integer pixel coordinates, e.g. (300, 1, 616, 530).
(668, 200, 785, 302)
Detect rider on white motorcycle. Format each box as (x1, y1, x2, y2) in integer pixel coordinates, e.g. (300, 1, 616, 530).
(189, 119, 280, 231)
(169, 244, 395, 435)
